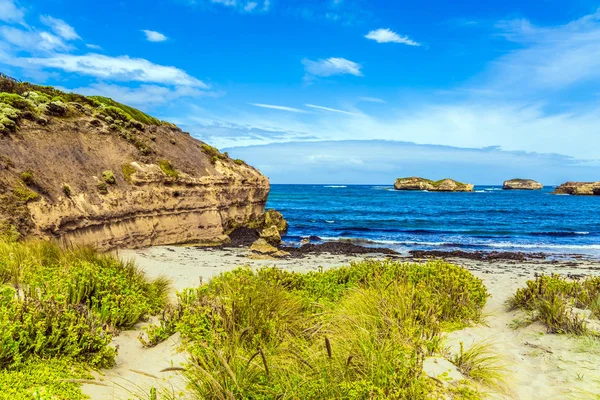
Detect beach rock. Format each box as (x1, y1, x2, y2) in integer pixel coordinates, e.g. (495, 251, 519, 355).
(260, 225, 282, 246)
(0, 76, 270, 250)
(263, 209, 288, 233)
(249, 238, 289, 259)
(503, 179, 543, 190)
(394, 177, 474, 192)
(553, 181, 600, 195)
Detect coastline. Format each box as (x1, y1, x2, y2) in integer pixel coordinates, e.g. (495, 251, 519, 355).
(83, 244, 600, 399)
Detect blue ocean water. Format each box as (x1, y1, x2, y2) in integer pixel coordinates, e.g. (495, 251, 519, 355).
(266, 185, 600, 258)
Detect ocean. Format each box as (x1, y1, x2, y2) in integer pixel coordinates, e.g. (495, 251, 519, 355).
(267, 185, 600, 258)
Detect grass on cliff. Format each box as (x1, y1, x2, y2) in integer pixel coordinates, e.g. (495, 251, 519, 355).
(0, 236, 170, 398)
(140, 259, 493, 399)
(508, 274, 600, 335)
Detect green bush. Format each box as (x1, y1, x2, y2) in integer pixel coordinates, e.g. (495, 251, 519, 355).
(122, 163, 136, 184)
(234, 159, 245, 165)
(102, 170, 116, 184)
(62, 184, 72, 197)
(13, 183, 39, 203)
(200, 144, 227, 165)
(0, 93, 35, 112)
(20, 171, 34, 186)
(90, 96, 161, 125)
(96, 181, 108, 194)
(142, 260, 488, 399)
(158, 160, 178, 179)
(508, 274, 599, 334)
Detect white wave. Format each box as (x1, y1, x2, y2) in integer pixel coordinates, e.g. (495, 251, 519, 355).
(488, 242, 600, 250)
(575, 232, 590, 235)
(324, 185, 347, 188)
(325, 220, 335, 224)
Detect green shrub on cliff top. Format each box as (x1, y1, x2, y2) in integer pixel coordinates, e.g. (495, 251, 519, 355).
(200, 143, 228, 165)
(142, 260, 489, 399)
(90, 96, 161, 125)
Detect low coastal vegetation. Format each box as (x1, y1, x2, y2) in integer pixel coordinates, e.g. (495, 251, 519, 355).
(508, 274, 600, 335)
(0, 236, 169, 399)
(140, 259, 494, 399)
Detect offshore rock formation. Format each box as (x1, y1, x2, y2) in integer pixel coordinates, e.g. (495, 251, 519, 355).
(553, 181, 600, 196)
(0, 76, 269, 250)
(503, 179, 543, 190)
(394, 177, 474, 192)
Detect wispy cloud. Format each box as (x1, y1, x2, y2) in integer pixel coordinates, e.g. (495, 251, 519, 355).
(303, 57, 362, 79)
(40, 15, 80, 40)
(0, 26, 72, 53)
(250, 103, 307, 113)
(142, 29, 168, 42)
(365, 28, 421, 46)
(71, 83, 220, 107)
(5, 53, 209, 87)
(305, 103, 358, 116)
(359, 96, 386, 104)
(85, 43, 102, 50)
(185, 0, 270, 13)
(0, 0, 25, 24)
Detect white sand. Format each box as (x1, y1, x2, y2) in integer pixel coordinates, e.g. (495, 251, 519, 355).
(82, 246, 600, 399)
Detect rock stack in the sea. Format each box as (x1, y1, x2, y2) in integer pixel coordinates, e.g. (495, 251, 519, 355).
(502, 179, 543, 190)
(394, 177, 474, 192)
(553, 181, 600, 196)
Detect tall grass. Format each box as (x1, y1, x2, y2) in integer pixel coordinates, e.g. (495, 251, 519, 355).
(0, 236, 171, 397)
(508, 274, 600, 335)
(142, 260, 491, 399)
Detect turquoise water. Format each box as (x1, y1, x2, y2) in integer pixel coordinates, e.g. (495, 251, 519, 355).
(267, 185, 600, 258)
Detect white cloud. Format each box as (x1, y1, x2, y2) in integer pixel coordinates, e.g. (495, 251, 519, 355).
(142, 29, 168, 42)
(40, 15, 80, 40)
(359, 96, 386, 103)
(303, 57, 362, 78)
(0, 0, 25, 24)
(365, 28, 421, 46)
(244, 1, 257, 12)
(71, 83, 219, 107)
(0, 26, 71, 52)
(305, 104, 358, 116)
(85, 43, 102, 50)
(250, 103, 307, 113)
(8, 53, 209, 87)
(480, 10, 600, 95)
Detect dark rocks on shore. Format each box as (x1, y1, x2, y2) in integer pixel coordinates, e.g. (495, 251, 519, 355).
(409, 250, 546, 261)
(281, 242, 400, 257)
(553, 181, 600, 196)
(502, 179, 543, 190)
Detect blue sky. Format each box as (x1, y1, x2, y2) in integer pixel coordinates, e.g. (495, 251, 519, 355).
(1, 0, 599, 184)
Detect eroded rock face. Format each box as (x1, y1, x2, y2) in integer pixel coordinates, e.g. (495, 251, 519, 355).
(503, 179, 543, 190)
(394, 177, 474, 192)
(0, 107, 269, 250)
(553, 181, 600, 196)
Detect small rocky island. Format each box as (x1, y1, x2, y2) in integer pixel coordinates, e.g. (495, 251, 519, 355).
(503, 179, 543, 190)
(553, 181, 600, 195)
(394, 177, 474, 192)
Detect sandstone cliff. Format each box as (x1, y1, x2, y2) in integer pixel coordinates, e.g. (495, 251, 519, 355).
(394, 177, 474, 192)
(503, 179, 543, 190)
(553, 181, 600, 196)
(0, 76, 270, 250)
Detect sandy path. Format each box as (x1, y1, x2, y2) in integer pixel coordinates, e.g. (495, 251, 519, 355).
(82, 247, 600, 399)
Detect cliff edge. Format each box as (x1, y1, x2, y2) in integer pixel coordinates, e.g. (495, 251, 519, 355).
(0, 75, 270, 250)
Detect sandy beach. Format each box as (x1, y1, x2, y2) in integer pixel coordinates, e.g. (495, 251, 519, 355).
(82, 246, 600, 399)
